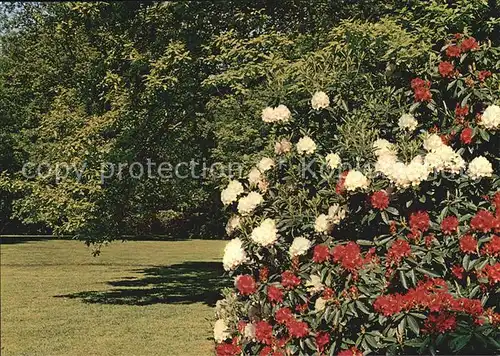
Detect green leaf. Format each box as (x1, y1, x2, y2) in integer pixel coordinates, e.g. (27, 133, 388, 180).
(381, 211, 389, 224)
(386, 206, 399, 216)
(462, 254, 470, 271)
(406, 315, 420, 336)
(479, 129, 490, 142)
(364, 334, 379, 349)
(355, 300, 371, 315)
(450, 334, 472, 352)
(415, 267, 441, 278)
(399, 270, 408, 289)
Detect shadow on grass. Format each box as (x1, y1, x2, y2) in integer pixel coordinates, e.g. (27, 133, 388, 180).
(55, 261, 230, 306)
(0, 237, 50, 245)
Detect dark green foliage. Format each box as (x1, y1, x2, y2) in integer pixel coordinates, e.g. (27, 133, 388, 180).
(0, 1, 498, 242)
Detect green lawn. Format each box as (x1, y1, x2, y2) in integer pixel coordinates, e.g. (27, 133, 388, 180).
(0, 238, 228, 356)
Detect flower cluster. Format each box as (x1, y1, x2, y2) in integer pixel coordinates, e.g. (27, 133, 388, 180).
(373, 278, 484, 319)
(215, 34, 499, 355)
(261, 105, 292, 123)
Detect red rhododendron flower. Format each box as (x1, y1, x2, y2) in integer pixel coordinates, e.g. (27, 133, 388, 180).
(281, 271, 301, 289)
(237, 320, 247, 333)
(255, 321, 273, 345)
(331, 242, 365, 272)
(335, 171, 349, 194)
(315, 331, 330, 352)
(411, 78, 432, 102)
(275, 337, 287, 348)
(259, 346, 272, 356)
(259, 267, 269, 282)
(493, 217, 500, 232)
(275, 307, 293, 324)
(482, 235, 500, 256)
(459, 235, 477, 254)
(313, 245, 330, 263)
(441, 215, 459, 235)
(287, 319, 309, 338)
(322, 287, 335, 300)
(267, 285, 284, 303)
(371, 190, 389, 210)
(440, 134, 451, 145)
(236, 275, 257, 295)
(424, 313, 457, 333)
(446, 44, 461, 57)
(451, 265, 465, 279)
(338, 347, 363, 356)
(470, 210, 495, 233)
(411, 78, 426, 89)
(455, 298, 484, 316)
(414, 84, 432, 102)
(460, 127, 473, 144)
(455, 104, 469, 117)
(410, 211, 430, 232)
(374, 278, 485, 319)
(386, 239, 411, 265)
(478, 70, 492, 82)
(425, 234, 435, 248)
(390, 221, 397, 235)
(373, 294, 404, 316)
(493, 192, 500, 213)
(438, 61, 455, 77)
(216, 342, 242, 356)
(484, 263, 500, 284)
(295, 303, 308, 313)
(461, 37, 479, 52)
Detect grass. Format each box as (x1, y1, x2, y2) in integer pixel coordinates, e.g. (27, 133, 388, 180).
(0, 238, 229, 356)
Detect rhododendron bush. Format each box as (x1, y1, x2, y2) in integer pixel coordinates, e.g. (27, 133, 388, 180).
(214, 34, 499, 355)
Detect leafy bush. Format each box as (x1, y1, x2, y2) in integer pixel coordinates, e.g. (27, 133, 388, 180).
(215, 34, 499, 355)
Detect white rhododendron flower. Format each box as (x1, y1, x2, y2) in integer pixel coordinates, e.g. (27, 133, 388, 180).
(344, 170, 369, 191)
(387, 162, 410, 188)
(237, 192, 264, 215)
(243, 323, 256, 341)
(328, 204, 347, 224)
(225, 215, 241, 236)
(274, 104, 292, 122)
(424, 145, 465, 173)
(261, 107, 276, 123)
(221, 180, 244, 205)
(275, 139, 292, 154)
(314, 214, 332, 234)
(213, 319, 230, 342)
(379, 155, 429, 189)
(250, 218, 277, 246)
(248, 167, 262, 186)
(262, 105, 291, 123)
(315, 297, 327, 312)
(311, 91, 330, 110)
(479, 105, 500, 130)
(325, 153, 341, 169)
(423, 133, 445, 152)
(375, 152, 399, 175)
(373, 139, 396, 157)
(398, 113, 418, 131)
(257, 157, 275, 172)
(222, 238, 247, 271)
(406, 157, 430, 186)
(305, 275, 324, 294)
(289, 236, 311, 257)
(296, 136, 317, 155)
(468, 156, 493, 179)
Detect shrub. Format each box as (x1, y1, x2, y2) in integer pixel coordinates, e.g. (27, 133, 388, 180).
(214, 34, 499, 355)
